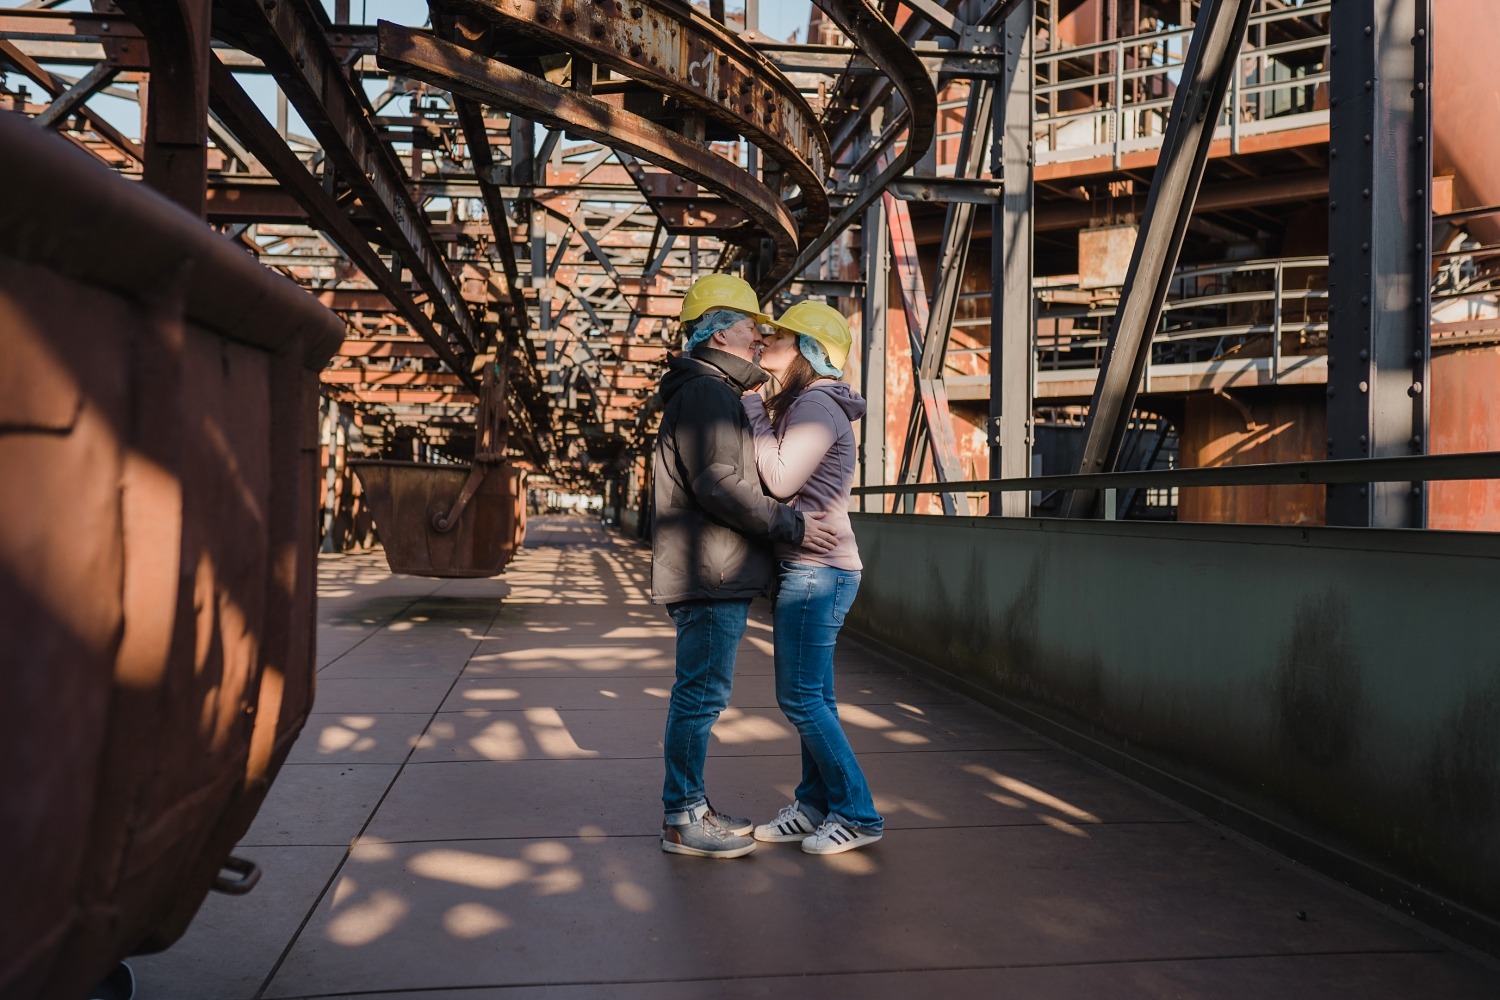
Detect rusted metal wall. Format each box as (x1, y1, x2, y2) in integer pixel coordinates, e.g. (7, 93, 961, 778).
(1175, 353, 1500, 529)
(1430, 344, 1500, 530)
(0, 117, 342, 998)
(1433, 0, 1500, 244)
(848, 512, 1500, 955)
(1177, 387, 1327, 524)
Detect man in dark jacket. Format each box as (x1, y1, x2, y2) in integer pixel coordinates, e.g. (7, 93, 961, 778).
(652, 274, 837, 859)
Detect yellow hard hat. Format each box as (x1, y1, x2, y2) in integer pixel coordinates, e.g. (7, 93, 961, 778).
(772, 300, 852, 372)
(680, 273, 770, 324)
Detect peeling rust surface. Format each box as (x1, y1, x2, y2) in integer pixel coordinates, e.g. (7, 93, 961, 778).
(437, 0, 830, 240)
(351, 460, 526, 577)
(0, 114, 341, 999)
(377, 21, 802, 283)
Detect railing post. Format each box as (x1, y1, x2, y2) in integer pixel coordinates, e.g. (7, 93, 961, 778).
(1272, 261, 1284, 383)
(1112, 38, 1125, 168)
(1230, 47, 1241, 154)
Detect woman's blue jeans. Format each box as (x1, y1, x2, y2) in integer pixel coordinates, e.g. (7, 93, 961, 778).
(774, 562, 883, 833)
(662, 598, 749, 823)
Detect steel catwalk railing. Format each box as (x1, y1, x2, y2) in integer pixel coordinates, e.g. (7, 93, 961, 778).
(850, 451, 1500, 522)
(924, 1, 1332, 168)
(1032, 256, 1330, 380)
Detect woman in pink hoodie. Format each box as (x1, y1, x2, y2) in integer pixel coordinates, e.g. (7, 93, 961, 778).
(741, 302, 884, 855)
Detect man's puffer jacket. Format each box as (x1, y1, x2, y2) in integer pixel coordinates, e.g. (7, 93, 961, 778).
(650, 346, 805, 604)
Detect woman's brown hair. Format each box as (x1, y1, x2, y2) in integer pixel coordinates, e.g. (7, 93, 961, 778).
(765, 351, 821, 426)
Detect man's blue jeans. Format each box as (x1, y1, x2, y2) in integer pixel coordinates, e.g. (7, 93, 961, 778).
(774, 562, 883, 833)
(662, 598, 750, 823)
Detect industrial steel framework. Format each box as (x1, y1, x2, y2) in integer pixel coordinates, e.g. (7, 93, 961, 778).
(0, 0, 1482, 529)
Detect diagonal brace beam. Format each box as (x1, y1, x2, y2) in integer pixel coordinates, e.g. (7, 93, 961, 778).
(1062, 0, 1256, 518)
(207, 54, 480, 393)
(215, 0, 478, 355)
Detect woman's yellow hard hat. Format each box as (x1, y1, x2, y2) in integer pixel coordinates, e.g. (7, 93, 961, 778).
(680, 274, 771, 324)
(772, 300, 852, 371)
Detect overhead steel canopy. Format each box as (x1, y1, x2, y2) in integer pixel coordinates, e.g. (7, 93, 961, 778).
(0, 0, 949, 484)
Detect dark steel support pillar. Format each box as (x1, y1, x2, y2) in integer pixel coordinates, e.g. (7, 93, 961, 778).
(861, 198, 890, 513)
(1062, 0, 1255, 517)
(989, 0, 1034, 517)
(1325, 0, 1431, 527)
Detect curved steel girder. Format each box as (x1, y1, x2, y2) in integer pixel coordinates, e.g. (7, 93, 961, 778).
(766, 0, 938, 295)
(376, 22, 801, 284)
(433, 0, 830, 242)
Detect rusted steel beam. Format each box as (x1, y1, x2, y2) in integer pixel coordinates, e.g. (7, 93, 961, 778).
(322, 369, 466, 387)
(115, 0, 212, 216)
(0, 10, 152, 71)
(764, 0, 938, 295)
(0, 37, 143, 162)
(434, 0, 829, 241)
(1063, 0, 1258, 518)
(204, 180, 328, 222)
(446, 15, 526, 336)
(212, 0, 479, 356)
(617, 152, 752, 238)
(376, 22, 801, 284)
(340, 387, 481, 404)
(33, 62, 118, 129)
(206, 54, 479, 393)
(337, 339, 438, 358)
(454, 95, 528, 334)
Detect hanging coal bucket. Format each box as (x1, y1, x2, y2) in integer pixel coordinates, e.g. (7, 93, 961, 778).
(352, 348, 526, 577)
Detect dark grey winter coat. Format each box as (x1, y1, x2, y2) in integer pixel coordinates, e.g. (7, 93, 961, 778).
(651, 346, 805, 604)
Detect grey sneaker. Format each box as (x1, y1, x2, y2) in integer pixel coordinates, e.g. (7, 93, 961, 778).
(754, 801, 821, 842)
(661, 804, 757, 859)
(802, 818, 882, 855)
(706, 801, 753, 837)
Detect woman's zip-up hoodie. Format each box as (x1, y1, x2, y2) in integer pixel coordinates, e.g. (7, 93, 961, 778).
(742, 380, 867, 571)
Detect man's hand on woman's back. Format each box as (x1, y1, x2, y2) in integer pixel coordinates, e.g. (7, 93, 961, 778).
(800, 510, 839, 553)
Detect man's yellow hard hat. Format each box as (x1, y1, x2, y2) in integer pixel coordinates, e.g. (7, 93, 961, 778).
(680, 274, 771, 324)
(772, 300, 852, 372)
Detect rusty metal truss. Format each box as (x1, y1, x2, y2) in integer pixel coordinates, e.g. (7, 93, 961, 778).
(0, 0, 966, 487)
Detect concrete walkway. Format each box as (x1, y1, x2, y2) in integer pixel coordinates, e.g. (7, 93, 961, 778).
(134, 516, 1499, 998)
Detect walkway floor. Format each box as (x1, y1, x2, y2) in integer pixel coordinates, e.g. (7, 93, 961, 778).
(133, 516, 1499, 999)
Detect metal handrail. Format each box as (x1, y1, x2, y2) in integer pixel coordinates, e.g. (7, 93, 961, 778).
(851, 451, 1500, 498)
(1033, 1, 1331, 165)
(1032, 0, 1330, 66)
(1027, 256, 1330, 382)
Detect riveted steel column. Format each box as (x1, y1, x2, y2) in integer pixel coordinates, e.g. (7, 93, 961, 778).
(989, 0, 1033, 517)
(1062, 0, 1255, 518)
(1325, 0, 1431, 527)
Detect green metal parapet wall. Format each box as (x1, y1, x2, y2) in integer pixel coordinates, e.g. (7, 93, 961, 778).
(847, 513, 1500, 953)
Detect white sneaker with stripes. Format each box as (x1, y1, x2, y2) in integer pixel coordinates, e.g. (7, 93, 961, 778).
(753, 802, 820, 843)
(801, 819, 882, 855)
